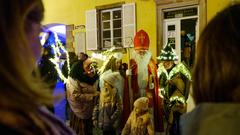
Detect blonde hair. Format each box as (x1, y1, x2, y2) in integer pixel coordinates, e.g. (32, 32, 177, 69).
(0, 0, 52, 110)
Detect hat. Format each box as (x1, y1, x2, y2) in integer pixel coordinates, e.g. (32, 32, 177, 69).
(101, 71, 122, 87)
(157, 42, 178, 61)
(133, 97, 149, 111)
(134, 29, 149, 50)
(113, 52, 123, 61)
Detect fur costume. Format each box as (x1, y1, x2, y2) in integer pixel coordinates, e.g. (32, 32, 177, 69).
(66, 58, 99, 135)
(122, 97, 154, 135)
(123, 30, 164, 132)
(157, 42, 192, 135)
(93, 71, 123, 134)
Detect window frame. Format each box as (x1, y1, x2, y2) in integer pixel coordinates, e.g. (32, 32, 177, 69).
(100, 7, 123, 50)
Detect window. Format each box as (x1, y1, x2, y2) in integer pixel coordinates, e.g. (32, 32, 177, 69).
(101, 8, 122, 49)
(85, 3, 135, 51)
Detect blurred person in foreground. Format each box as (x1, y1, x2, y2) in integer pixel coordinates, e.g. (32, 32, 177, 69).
(0, 0, 75, 134)
(180, 3, 240, 135)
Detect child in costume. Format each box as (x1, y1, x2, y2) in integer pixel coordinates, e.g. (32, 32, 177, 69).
(157, 42, 192, 135)
(92, 70, 123, 135)
(121, 97, 154, 135)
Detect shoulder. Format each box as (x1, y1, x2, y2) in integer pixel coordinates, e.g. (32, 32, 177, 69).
(38, 107, 75, 134)
(0, 123, 23, 134)
(180, 103, 240, 135)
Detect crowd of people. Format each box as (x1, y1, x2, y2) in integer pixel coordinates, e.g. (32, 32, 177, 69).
(1, 0, 240, 135)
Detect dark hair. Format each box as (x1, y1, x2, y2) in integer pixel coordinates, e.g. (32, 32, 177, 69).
(192, 3, 240, 104)
(78, 52, 88, 61)
(69, 60, 99, 85)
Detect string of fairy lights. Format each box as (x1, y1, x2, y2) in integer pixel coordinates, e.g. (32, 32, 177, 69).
(40, 31, 118, 84)
(41, 32, 69, 84)
(157, 62, 192, 103)
(41, 31, 192, 107)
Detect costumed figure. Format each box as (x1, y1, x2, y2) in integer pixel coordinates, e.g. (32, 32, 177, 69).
(66, 53, 99, 135)
(99, 52, 125, 97)
(93, 70, 123, 135)
(122, 97, 154, 135)
(123, 29, 164, 132)
(98, 52, 127, 132)
(157, 42, 192, 135)
(180, 30, 195, 67)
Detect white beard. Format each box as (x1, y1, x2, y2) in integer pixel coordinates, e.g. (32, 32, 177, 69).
(132, 50, 152, 94)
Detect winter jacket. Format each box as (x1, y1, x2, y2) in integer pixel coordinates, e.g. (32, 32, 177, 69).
(66, 77, 99, 119)
(180, 103, 240, 135)
(121, 110, 154, 135)
(0, 106, 75, 135)
(92, 88, 122, 131)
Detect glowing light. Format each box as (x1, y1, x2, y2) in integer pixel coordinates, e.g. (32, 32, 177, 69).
(158, 62, 191, 81)
(48, 25, 66, 36)
(46, 32, 70, 84)
(169, 96, 186, 104)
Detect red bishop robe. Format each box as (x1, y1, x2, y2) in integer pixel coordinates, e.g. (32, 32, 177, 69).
(122, 58, 164, 132)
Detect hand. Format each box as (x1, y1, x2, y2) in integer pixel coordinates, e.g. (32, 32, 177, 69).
(93, 120, 98, 127)
(93, 91, 99, 96)
(126, 69, 132, 76)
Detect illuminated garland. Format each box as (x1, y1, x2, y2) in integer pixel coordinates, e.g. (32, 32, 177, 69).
(158, 62, 192, 81)
(42, 32, 70, 84)
(157, 48, 178, 61)
(158, 62, 191, 103)
(91, 47, 119, 75)
(169, 96, 186, 104)
(157, 42, 178, 61)
(168, 62, 192, 81)
(53, 32, 70, 76)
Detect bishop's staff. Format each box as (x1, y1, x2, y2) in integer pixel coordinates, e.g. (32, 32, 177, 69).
(126, 37, 134, 111)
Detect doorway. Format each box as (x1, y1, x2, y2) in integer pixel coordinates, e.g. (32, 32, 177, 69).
(162, 6, 198, 68)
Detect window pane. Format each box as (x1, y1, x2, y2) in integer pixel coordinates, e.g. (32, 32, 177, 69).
(113, 38, 122, 47)
(113, 20, 121, 28)
(102, 12, 110, 21)
(113, 10, 121, 19)
(113, 29, 121, 37)
(103, 39, 111, 48)
(103, 30, 111, 38)
(103, 22, 110, 29)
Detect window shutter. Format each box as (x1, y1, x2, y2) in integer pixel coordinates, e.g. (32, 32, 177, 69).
(86, 9, 98, 50)
(66, 24, 75, 52)
(122, 3, 136, 48)
(74, 32, 86, 54)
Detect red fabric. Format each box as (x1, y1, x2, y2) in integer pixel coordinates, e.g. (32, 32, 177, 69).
(122, 58, 164, 132)
(134, 29, 150, 50)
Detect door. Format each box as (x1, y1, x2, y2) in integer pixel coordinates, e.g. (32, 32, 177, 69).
(163, 19, 181, 63)
(180, 18, 198, 67)
(162, 6, 199, 67)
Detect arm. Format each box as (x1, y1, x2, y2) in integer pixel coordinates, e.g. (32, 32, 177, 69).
(68, 77, 98, 102)
(92, 97, 99, 127)
(111, 94, 123, 121)
(147, 116, 154, 135)
(121, 112, 133, 135)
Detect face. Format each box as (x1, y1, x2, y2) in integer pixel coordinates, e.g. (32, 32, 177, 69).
(163, 60, 174, 70)
(116, 60, 122, 70)
(83, 58, 95, 77)
(103, 81, 112, 90)
(26, 21, 42, 61)
(135, 49, 148, 57)
(134, 106, 143, 116)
